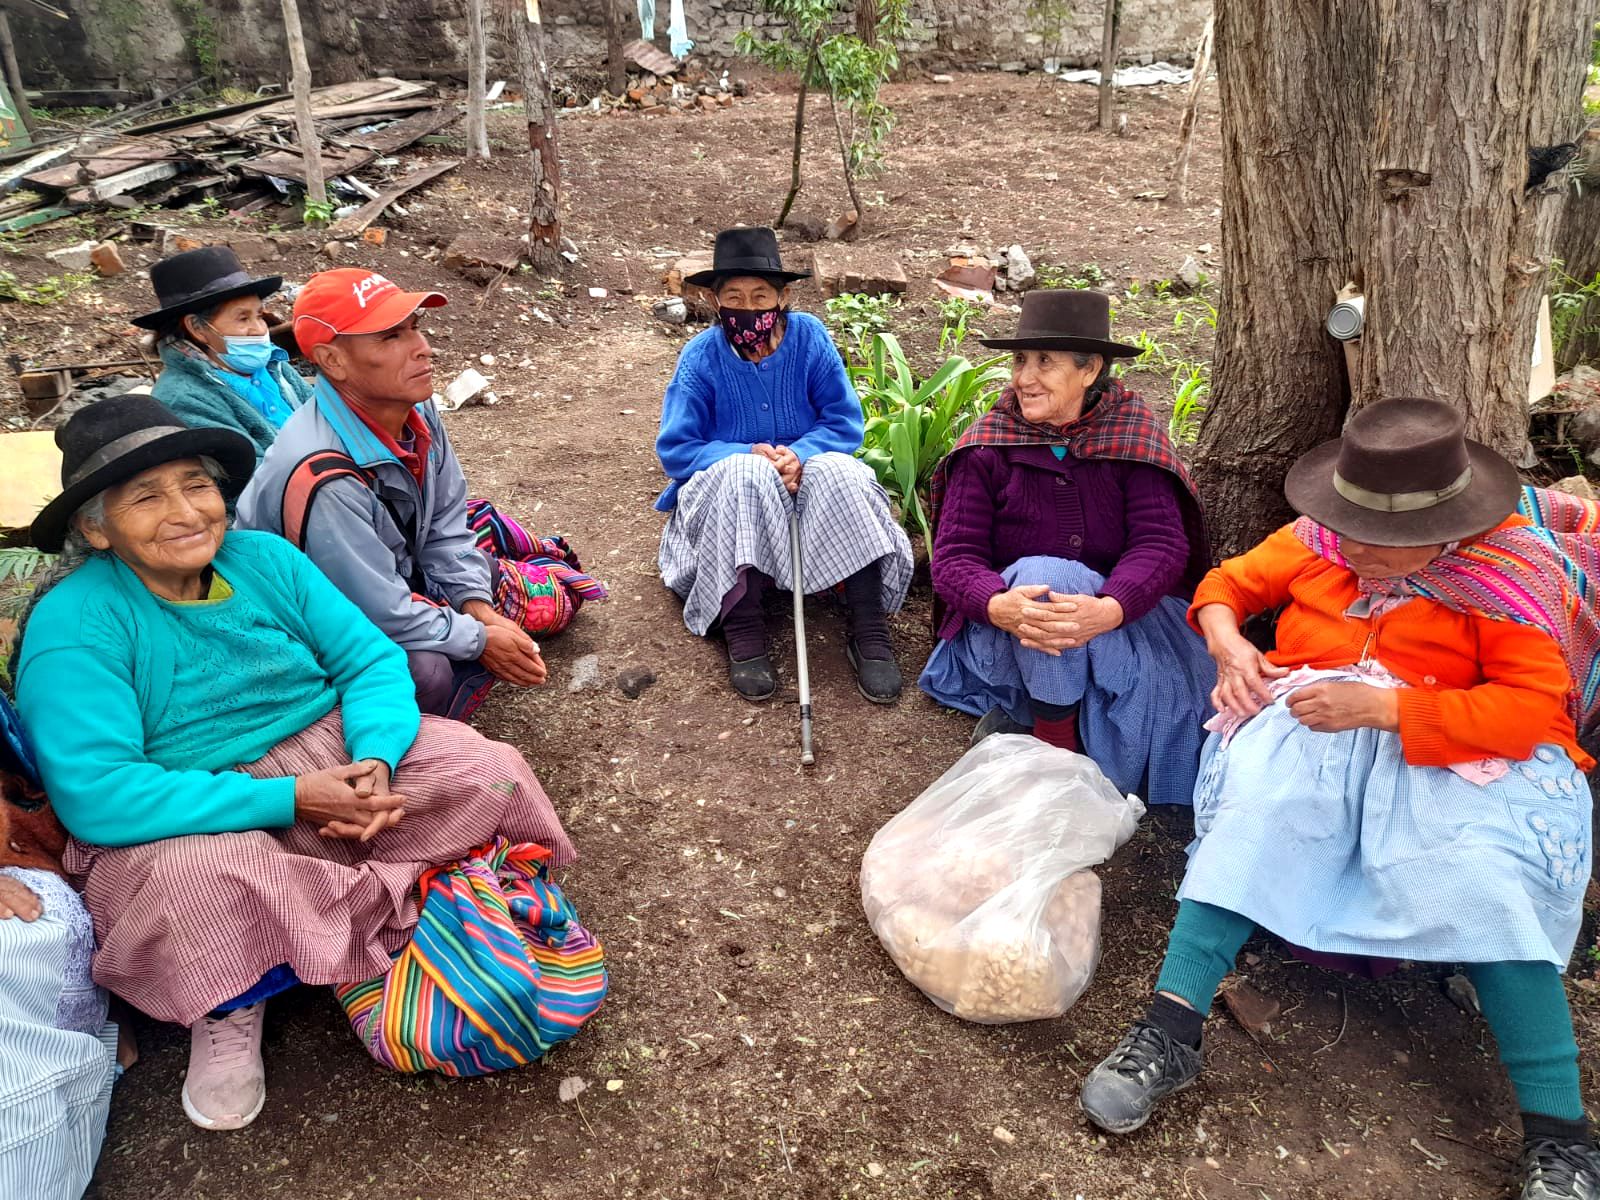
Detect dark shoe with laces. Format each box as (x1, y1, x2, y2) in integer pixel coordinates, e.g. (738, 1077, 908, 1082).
(846, 641, 902, 704)
(729, 654, 776, 702)
(1522, 1140, 1600, 1200)
(970, 706, 1033, 747)
(1079, 1019, 1204, 1135)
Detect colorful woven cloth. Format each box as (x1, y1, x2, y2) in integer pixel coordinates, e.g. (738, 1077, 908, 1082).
(466, 499, 609, 638)
(929, 382, 1211, 593)
(1294, 485, 1600, 738)
(334, 837, 606, 1077)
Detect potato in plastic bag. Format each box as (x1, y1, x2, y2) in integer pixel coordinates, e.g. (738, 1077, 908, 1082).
(860, 734, 1144, 1024)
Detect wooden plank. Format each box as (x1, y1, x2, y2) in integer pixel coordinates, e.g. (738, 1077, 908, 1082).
(0, 431, 62, 535)
(23, 137, 175, 190)
(0, 203, 74, 232)
(236, 142, 374, 184)
(345, 106, 458, 155)
(0, 142, 67, 192)
(623, 38, 677, 75)
(328, 158, 459, 236)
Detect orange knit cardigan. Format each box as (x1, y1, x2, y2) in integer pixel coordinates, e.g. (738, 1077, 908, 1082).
(1189, 520, 1592, 772)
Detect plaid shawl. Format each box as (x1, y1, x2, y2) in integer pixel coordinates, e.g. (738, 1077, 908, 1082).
(1294, 485, 1600, 738)
(930, 381, 1212, 594)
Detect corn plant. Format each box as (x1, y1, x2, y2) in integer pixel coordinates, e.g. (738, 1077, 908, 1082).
(852, 333, 1010, 545)
(824, 291, 900, 362)
(936, 296, 987, 355)
(1169, 360, 1211, 444)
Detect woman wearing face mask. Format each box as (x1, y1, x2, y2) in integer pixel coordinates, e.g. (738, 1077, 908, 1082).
(920, 290, 1217, 806)
(655, 226, 913, 703)
(139, 246, 311, 461)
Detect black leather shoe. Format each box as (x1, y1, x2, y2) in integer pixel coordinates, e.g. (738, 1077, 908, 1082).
(729, 654, 777, 701)
(846, 641, 902, 704)
(969, 706, 1032, 747)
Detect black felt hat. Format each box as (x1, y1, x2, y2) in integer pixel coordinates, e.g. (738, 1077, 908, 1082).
(132, 245, 282, 331)
(977, 289, 1140, 358)
(1283, 397, 1520, 546)
(30, 395, 256, 552)
(684, 226, 811, 289)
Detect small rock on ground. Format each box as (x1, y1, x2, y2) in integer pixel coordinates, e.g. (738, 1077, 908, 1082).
(616, 665, 657, 699)
(568, 653, 603, 692)
(1221, 979, 1280, 1035)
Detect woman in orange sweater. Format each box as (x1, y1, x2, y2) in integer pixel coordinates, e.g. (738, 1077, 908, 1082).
(1079, 398, 1597, 1200)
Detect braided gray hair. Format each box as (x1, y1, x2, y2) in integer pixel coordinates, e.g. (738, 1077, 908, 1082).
(8, 454, 228, 682)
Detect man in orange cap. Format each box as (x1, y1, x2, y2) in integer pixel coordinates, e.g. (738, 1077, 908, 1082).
(238, 269, 549, 719)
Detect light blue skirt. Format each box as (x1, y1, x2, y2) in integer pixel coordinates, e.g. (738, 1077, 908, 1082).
(919, 557, 1217, 807)
(1179, 700, 1591, 967)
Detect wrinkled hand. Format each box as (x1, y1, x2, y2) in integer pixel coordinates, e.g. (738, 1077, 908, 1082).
(0, 875, 41, 922)
(294, 762, 407, 842)
(988, 586, 1122, 655)
(351, 758, 392, 801)
(771, 445, 802, 494)
(1287, 682, 1401, 734)
(1207, 629, 1289, 718)
(466, 600, 547, 687)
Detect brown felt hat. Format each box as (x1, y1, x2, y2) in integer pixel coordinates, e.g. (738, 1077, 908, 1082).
(977, 288, 1140, 358)
(1283, 397, 1520, 546)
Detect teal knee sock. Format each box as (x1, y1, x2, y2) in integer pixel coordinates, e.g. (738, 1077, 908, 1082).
(1467, 961, 1585, 1122)
(1153, 900, 1258, 1013)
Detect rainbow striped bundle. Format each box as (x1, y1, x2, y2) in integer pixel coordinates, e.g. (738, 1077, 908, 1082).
(466, 499, 609, 638)
(333, 839, 607, 1076)
(1295, 484, 1600, 738)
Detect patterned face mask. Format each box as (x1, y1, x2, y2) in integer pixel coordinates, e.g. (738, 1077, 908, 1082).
(720, 305, 782, 351)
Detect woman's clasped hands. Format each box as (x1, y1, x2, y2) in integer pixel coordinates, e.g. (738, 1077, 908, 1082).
(987, 585, 1124, 654)
(294, 760, 407, 842)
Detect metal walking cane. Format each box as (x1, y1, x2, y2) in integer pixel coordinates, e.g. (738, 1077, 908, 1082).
(788, 510, 815, 766)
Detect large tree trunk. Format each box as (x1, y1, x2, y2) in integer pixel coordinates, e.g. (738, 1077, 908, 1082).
(466, 0, 490, 160)
(508, 0, 562, 272)
(603, 0, 627, 96)
(1194, 0, 1595, 558)
(1097, 0, 1120, 132)
(856, 0, 879, 45)
(280, 0, 327, 207)
(0, 14, 37, 138)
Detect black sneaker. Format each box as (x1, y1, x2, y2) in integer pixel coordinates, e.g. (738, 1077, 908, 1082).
(845, 641, 902, 704)
(969, 706, 1032, 747)
(1521, 1140, 1600, 1200)
(1079, 1019, 1204, 1135)
(729, 654, 776, 702)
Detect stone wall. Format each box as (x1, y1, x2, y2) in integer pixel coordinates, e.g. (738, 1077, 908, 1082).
(16, 0, 1208, 92)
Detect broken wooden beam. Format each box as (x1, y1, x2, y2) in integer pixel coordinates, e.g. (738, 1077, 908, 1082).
(328, 158, 459, 237)
(64, 160, 180, 205)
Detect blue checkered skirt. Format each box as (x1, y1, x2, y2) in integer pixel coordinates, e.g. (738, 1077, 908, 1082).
(918, 557, 1217, 807)
(1178, 701, 1591, 967)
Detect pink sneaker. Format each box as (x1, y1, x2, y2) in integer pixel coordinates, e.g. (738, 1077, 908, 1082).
(182, 1003, 266, 1130)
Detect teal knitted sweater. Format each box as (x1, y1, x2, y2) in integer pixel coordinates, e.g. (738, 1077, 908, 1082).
(15, 531, 420, 847)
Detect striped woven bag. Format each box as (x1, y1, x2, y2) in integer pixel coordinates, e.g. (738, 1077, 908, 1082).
(333, 838, 606, 1076)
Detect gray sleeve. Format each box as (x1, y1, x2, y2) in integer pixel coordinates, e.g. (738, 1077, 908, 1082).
(418, 415, 495, 609)
(302, 478, 488, 661)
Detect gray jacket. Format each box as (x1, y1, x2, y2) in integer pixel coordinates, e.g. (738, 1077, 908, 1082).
(236, 376, 492, 662)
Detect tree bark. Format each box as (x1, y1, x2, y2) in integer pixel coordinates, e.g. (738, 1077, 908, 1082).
(1169, 12, 1213, 205)
(828, 92, 864, 228)
(466, 0, 490, 160)
(776, 37, 819, 229)
(280, 0, 326, 207)
(1194, 0, 1594, 558)
(856, 0, 880, 45)
(509, 0, 562, 272)
(603, 0, 627, 96)
(1097, 0, 1120, 132)
(1351, 0, 1594, 458)
(0, 14, 37, 139)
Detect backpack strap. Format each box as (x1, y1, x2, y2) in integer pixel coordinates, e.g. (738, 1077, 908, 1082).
(282, 450, 370, 550)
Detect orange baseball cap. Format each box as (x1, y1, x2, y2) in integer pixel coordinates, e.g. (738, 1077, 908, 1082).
(292, 268, 447, 355)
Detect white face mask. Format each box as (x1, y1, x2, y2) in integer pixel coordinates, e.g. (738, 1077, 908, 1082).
(215, 333, 275, 375)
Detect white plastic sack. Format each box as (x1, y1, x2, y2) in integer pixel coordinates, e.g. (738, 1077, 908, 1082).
(861, 735, 1145, 1024)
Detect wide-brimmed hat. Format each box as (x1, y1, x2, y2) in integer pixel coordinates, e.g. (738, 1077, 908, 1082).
(684, 226, 811, 290)
(1283, 396, 1520, 546)
(978, 289, 1140, 358)
(132, 246, 282, 331)
(291, 268, 448, 356)
(30, 395, 256, 552)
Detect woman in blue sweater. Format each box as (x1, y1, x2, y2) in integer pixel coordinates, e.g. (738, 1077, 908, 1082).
(655, 227, 913, 702)
(12, 397, 574, 1134)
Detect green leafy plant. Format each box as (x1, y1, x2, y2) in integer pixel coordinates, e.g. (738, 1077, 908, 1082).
(936, 296, 987, 355)
(301, 198, 336, 226)
(1171, 299, 1218, 334)
(851, 333, 1010, 544)
(1036, 262, 1106, 290)
(1169, 360, 1210, 444)
(1130, 330, 1177, 371)
(736, 0, 910, 229)
(0, 270, 94, 305)
(824, 291, 900, 361)
(0, 548, 53, 692)
(1551, 263, 1600, 369)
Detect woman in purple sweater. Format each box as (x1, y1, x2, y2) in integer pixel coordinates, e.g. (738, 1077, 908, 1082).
(918, 290, 1216, 805)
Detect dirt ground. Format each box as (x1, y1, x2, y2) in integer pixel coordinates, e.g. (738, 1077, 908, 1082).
(4, 70, 1597, 1200)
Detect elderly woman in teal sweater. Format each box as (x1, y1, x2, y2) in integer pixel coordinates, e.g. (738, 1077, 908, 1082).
(12, 397, 573, 1134)
(655, 226, 913, 703)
